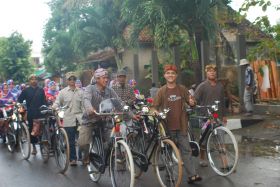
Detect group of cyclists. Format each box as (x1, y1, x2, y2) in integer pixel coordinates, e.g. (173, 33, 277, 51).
(0, 64, 239, 187)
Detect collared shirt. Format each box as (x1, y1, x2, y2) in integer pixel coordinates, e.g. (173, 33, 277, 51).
(112, 83, 135, 106)
(52, 86, 83, 127)
(194, 80, 226, 117)
(82, 84, 121, 125)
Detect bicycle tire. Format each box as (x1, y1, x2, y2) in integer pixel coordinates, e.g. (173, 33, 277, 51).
(158, 120, 167, 137)
(206, 126, 239, 176)
(40, 142, 49, 163)
(153, 138, 183, 187)
(40, 124, 50, 163)
(109, 139, 135, 187)
(6, 121, 17, 152)
(127, 131, 145, 178)
(18, 122, 31, 160)
(87, 136, 102, 182)
(54, 128, 70, 174)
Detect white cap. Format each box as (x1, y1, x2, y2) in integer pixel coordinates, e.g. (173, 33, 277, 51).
(240, 59, 249, 66)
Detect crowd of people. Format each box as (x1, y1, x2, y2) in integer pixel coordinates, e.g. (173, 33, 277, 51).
(0, 61, 245, 184)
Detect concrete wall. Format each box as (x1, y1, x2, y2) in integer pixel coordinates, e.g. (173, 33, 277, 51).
(122, 48, 153, 90)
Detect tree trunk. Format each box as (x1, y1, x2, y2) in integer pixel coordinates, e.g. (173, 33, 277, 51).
(113, 48, 122, 70)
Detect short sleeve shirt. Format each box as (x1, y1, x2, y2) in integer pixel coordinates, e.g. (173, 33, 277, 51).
(166, 86, 182, 131)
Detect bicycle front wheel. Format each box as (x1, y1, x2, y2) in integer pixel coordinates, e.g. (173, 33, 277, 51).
(110, 139, 135, 187)
(87, 136, 102, 182)
(6, 121, 17, 152)
(18, 122, 31, 160)
(206, 126, 239, 176)
(54, 128, 70, 174)
(127, 131, 147, 178)
(153, 139, 183, 187)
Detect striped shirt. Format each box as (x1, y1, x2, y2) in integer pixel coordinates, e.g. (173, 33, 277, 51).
(82, 84, 122, 124)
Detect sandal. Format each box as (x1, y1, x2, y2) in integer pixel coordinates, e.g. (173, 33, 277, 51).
(187, 175, 202, 184)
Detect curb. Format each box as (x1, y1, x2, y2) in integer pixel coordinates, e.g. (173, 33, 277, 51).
(227, 117, 264, 130)
(189, 116, 264, 130)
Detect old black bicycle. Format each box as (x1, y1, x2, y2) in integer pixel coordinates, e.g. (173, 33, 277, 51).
(127, 106, 183, 187)
(37, 105, 70, 173)
(86, 98, 135, 187)
(187, 101, 239, 176)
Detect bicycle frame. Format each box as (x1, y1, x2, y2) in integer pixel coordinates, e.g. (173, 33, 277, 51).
(89, 116, 127, 174)
(187, 103, 223, 146)
(128, 114, 169, 172)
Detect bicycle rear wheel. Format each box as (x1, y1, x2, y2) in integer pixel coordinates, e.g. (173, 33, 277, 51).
(54, 128, 70, 174)
(87, 136, 102, 182)
(18, 122, 31, 160)
(206, 126, 238, 176)
(110, 139, 135, 187)
(153, 139, 182, 187)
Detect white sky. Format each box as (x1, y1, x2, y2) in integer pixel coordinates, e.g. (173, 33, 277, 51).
(0, 0, 279, 57)
(230, 0, 280, 25)
(0, 0, 50, 57)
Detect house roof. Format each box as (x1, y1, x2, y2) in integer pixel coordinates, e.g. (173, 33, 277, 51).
(223, 6, 272, 41)
(85, 48, 115, 63)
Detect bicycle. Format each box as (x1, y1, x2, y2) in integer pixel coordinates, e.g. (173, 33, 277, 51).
(37, 105, 70, 173)
(0, 103, 18, 152)
(86, 98, 135, 187)
(187, 101, 239, 176)
(127, 106, 183, 187)
(13, 102, 31, 160)
(0, 102, 31, 160)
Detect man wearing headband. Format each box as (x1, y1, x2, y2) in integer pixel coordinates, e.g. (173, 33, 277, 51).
(153, 64, 202, 184)
(78, 68, 139, 165)
(52, 72, 83, 166)
(18, 74, 47, 155)
(194, 64, 227, 167)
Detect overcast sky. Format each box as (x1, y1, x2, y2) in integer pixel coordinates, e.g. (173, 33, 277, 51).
(0, 0, 279, 57)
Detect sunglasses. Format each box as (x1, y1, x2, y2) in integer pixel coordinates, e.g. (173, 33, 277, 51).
(68, 77, 77, 81)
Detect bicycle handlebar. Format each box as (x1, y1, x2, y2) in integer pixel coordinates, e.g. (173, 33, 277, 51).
(93, 111, 124, 116)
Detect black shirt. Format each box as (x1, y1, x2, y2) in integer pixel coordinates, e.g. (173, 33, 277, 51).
(18, 86, 47, 119)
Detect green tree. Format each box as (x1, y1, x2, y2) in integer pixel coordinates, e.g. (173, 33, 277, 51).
(0, 32, 33, 83)
(43, 0, 79, 77)
(121, 0, 231, 47)
(69, 0, 127, 69)
(239, 0, 280, 61)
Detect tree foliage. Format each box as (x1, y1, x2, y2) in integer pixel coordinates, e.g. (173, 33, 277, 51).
(121, 0, 231, 47)
(70, 0, 127, 69)
(0, 32, 33, 83)
(43, 0, 79, 77)
(44, 0, 232, 74)
(239, 0, 280, 61)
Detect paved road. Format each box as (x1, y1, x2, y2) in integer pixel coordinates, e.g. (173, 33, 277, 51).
(0, 119, 280, 187)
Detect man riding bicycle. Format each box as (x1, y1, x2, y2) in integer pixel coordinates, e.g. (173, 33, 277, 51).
(78, 68, 139, 165)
